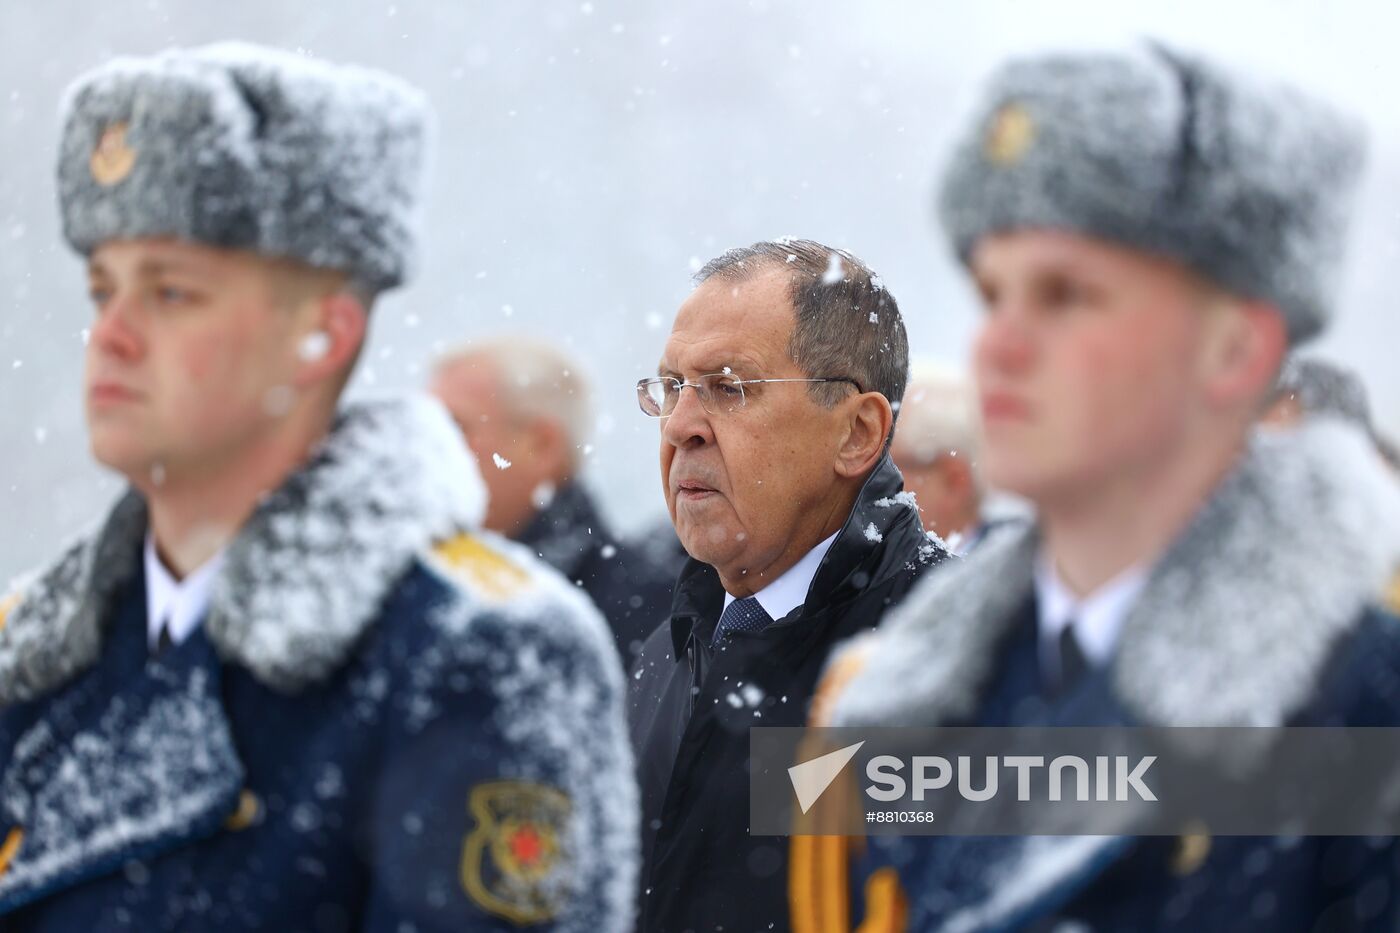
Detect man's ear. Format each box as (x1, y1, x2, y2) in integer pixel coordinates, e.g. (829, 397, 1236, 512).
(1199, 300, 1288, 409)
(293, 292, 367, 389)
(524, 416, 575, 481)
(835, 393, 894, 480)
(937, 453, 975, 497)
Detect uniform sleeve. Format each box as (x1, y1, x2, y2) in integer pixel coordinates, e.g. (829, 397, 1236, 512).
(360, 603, 638, 933)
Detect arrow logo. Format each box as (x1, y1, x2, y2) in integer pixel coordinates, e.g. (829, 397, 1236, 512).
(787, 741, 865, 814)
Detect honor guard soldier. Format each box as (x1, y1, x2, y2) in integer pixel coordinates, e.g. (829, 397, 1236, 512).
(0, 43, 636, 932)
(793, 44, 1400, 932)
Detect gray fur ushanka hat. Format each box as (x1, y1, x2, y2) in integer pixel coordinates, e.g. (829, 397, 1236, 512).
(57, 42, 430, 292)
(938, 44, 1366, 344)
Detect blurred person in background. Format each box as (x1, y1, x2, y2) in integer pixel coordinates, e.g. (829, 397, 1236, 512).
(628, 238, 949, 933)
(1259, 354, 1400, 484)
(889, 361, 994, 553)
(1261, 354, 1376, 432)
(431, 339, 676, 663)
(1260, 353, 1400, 467)
(794, 43, 1400, 932)
(0, 44, 635, 932)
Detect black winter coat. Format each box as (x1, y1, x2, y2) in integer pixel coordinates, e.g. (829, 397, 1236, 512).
(627, 456, 948, 933)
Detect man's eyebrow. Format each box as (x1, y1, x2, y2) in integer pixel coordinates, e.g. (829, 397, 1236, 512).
(657, 355, 760, 379)
(702, 359, 758, 377)
(137, 258, 209, 277)
(689, 359, 755, 375)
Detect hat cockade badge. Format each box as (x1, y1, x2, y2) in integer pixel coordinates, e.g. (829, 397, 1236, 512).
(90, 121, 137, 187)
(984, 103, 1035, 165)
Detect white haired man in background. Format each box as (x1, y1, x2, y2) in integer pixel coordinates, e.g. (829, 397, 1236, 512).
(431, 338, 675, 661)
(890, 362, 998, 554)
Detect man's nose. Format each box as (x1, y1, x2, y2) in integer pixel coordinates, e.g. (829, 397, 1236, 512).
(661, 383, 713, 449)
(976, 307, 1035, 376)
(90, 293, 144, 362)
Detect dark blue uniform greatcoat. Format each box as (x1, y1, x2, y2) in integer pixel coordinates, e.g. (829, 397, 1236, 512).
(0, 398, 637, 933)
(805, 421, 1400, 932)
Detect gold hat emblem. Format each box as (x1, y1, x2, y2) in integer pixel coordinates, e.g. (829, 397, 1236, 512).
(90, 122, 137, 187)
(984, 103, 1035, 165)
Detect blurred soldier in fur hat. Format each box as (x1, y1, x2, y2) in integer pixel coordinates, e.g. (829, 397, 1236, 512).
(793, 43, 1400, 932)
(0, 43, 635, 932)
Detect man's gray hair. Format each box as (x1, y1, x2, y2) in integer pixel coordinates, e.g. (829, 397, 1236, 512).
(433, 338, 593, 463)
(694, 238, 910, 416)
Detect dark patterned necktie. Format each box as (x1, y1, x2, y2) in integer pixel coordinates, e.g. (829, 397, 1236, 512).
(712, 596, 772, 646)
(1054, 623, 1089, 698)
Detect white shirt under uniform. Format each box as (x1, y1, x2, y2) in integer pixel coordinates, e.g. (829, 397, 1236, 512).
(1033, 552, 1149, 682)
(143, 534, 226, 651)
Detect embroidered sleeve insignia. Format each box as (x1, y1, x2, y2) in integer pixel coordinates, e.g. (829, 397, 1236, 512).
(460, 780, 572, 924)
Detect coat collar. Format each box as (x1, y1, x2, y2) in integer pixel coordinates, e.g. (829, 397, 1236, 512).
(831, 419, 1400, 731)
(0, 395, 486, 701)
(0, 635, 246, 913)
(667, 454, 945, 657)
(807, 453, 947, 607)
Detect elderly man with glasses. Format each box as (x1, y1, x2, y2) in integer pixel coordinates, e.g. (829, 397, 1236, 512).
(627, 239, 950, 933)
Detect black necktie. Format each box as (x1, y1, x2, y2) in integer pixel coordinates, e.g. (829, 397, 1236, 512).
(712, 597, 772, 647)
(1054, 623, 1089, 698)
(154, 622, 173, 657)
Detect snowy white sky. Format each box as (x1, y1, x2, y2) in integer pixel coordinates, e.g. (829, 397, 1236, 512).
(2, 0, 1398, 581)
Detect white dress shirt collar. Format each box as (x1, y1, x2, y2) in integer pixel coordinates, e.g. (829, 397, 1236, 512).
(1033, 551, 1150, 670)
(723, 532, 839, 624)
(144, 534, 226, 651)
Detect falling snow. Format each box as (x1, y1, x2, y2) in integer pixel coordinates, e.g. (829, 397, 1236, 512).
(821, 253, 845, 285)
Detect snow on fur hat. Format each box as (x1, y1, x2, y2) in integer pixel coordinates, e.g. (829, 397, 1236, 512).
(937, 43, 1366, 344)
(57, 42, 430, 293)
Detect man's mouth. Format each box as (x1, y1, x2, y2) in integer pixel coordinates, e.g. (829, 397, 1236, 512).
(675, 480, 718, 501)
(88, 381, 142, 406)
(981, 390, 1031, 422)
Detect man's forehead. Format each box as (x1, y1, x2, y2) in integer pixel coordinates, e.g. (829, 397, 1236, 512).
(661, 269, 794, 372)
(434, 355, 504, 394)
(433, 373, 505, 425)
(89, 238, 230, 277)
(971, 228, 1191, 284)
(657, 337, 764, 377)
(971, 229, 1089, 272)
